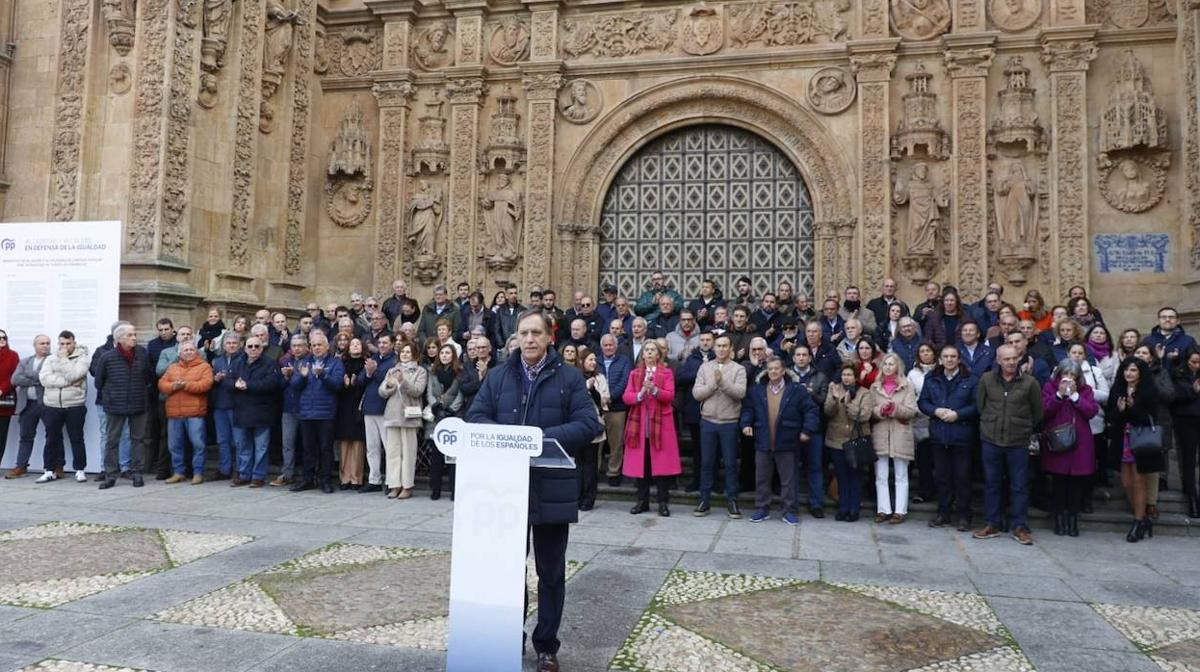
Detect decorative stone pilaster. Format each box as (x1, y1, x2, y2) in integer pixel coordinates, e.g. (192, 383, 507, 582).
(372, 80, 414, 294)
(522, 67, 561, 292)
(383, 21, 411, 70)
(1041, 30, 1097, 296)
(850, 47, 898, 292)
(954, 0, 987, 32)
(860, 0, 890, 39)
(1050, 0, 1085, 26)
(444, 76, 485, 286)
(944, 39, 995, 303)
(125, 0, 197, 262)
(455, 14, 483, 66)
(46, 0, 90, 222)
(227, 0, 265, 267)
(281, 0, 317, 278)
(1182, 1, 1200, 270)
(834, 219, 857, 291)
(529, 10, 557, 62)
(814, 220, 838, 295)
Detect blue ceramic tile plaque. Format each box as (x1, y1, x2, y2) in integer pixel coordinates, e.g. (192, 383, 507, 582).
(1093, 233, 1170, 273)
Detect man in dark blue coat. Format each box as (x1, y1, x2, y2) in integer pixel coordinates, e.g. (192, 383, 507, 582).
(466, 309, 602, 672)
(598, 334, 632, 487)
(232, 335, 284, 487)
(918, 345, 980, 531)
(288, 330, 345, 493)
(94, 324, 154, 489)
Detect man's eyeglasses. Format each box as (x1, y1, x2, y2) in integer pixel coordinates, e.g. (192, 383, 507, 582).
(245, 344, 263, 349)
(580, 303, 593, 308)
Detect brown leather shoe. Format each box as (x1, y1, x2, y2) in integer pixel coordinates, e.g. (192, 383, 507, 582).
(165, 474, 186, 484)
(249, 479, 264, 488)
(54, 468, 65, 479)
(397, 488, 413, 499)
(5, 466, 27, 479)
(972, 524, 1003, 539)
(874, 512, 889, 524)
(230, 478, 248, 487)
(888, 514, 906, 525)
(269, 475, 292, 487)
(536, 653, 559, 672)
(1012, 527, 1034, 545)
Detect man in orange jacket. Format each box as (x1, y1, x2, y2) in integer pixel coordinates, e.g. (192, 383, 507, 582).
(158, 342, 214, 484)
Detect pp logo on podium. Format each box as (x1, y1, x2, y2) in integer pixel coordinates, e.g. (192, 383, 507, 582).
(435, 427, 458, 447)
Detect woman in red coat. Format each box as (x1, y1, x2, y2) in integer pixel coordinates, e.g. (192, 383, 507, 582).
(622, 340, 681, 516)
(0, 328, 18, 466)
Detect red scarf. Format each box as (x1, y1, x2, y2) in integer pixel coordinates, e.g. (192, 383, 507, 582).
(117, 344, 135, 366)
(627, 366, 665, 452)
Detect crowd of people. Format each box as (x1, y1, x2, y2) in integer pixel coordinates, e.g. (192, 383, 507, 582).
(0, 275, 1197, 547)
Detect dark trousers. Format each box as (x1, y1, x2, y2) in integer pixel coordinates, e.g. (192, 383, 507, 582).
(1049, 473, 1088, 514)
(738, 434, 756, 493)
(527, 523, 569, 655)
(1177, 421, 1200, 503)
(915, 437, 937, 500)
(146, 400, 169, 476)
(793, 432, 824, 510)
(17, 401, 46, 468)
(699, 420, 739, 501)
(577, 440, 598, 506)
(104, 412, 146, 477)
(300, 419, 335, 484)
(428, 439, 456, 496)
(932, 442, 973, 522)
(830, 448, 863, 514)
(636, 439, 670, 504)
(686, 422, 701, 490)
(0, 415, 10, 465)
(43, 405, 87, 471)
(982, 441, 1029, 529)
(756, 450, 796, 512)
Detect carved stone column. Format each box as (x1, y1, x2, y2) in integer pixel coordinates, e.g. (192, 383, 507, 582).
(835, 219, 857, 291)
(0, 0, 12, 216)
(125, 0, 199, 264)
(944, 39, 995, 303)
(279, 0, 318, 288)
(225, 0, 264, 271)
(45, 0, 90, 222)
(444, 76, 485, 287)
(850, 48, 898, 292)
(859, 0, 890, 38)
(1182, 1, 1200, 272)
(372, 80, 414, 296)
(1041, 30, 1097, 297)
(814, 220, 838, 297)
(953, 0, 987, 32)
(522, 67, 561, 292)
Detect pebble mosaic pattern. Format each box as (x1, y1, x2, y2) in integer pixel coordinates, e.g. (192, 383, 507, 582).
(1093, 603, 1200, 672)
(20, 661, 154, 672)
(613, 569, 1034, 672)
(154, 542, 584, 650)
(0, 521, 251, 608)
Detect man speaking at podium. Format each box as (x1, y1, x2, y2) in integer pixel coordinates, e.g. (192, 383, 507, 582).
(466, 309, 603, 672)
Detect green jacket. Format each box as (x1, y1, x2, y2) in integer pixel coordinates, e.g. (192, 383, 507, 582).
(976, 370, 1043, 448)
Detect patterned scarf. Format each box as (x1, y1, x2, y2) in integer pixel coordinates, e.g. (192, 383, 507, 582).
(628, 366, 665, 452)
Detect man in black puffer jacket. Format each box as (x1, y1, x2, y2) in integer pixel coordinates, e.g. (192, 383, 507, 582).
(466, 310, 602, 672)
(93, 324, 154, 489)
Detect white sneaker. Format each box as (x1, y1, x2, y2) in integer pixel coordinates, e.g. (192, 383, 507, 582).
(34, 472, 57, 483)
(75, 470, 87, 483)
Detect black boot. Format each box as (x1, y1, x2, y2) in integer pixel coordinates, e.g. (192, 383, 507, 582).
(630, 501, 649, 515)
(1066, 512, 1079, 537)
(1189, 495, 1200, 520)
(1053, 512, 1066, 536)
(1141, 518, 1154, 539)
(1126, 519, 1143, 543)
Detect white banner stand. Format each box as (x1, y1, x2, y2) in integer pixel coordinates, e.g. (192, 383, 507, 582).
(433, 417, 543, 672)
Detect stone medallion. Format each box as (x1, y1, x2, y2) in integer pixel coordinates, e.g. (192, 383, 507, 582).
(558, 79, 602, 124)
(1098, 155, 1168, 214)
(612, 569, 1032, 672)
(155, 542, 584, 650)
(1093, 603, 1200, 672)
(0, 521, 252, 608)
(681, 4, 723, 56)
(989, 0, 1042, 32)
(807, 66, 856, 115)
(889, 0, 952, 41)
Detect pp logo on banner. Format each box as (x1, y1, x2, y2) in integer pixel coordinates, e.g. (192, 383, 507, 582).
(435, 427, 458, 447)
(0, 239, 14, 252)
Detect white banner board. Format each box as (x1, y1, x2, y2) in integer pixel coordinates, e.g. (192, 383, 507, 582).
(433, 417, 543, 672)
(0, 221, 123, 471)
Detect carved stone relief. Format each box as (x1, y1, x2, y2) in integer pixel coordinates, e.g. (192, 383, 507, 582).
(558, 79, 600, 124)
(47, 0, 90, 222)
(411, 93, 450, 176)
(324, 27, 383, 78)
(282, 0, 315, 276)
(325, 97, 373, 228)
(681, 4, 724, 55)
(443, 78, 485, 285)
(198, 0, 233, 108)
(987, 56, 1046, 156)
(530, 11, 557, 61)
(408, 179, 444, 263)
(457, 16, 482, 65)
(260, 0, 302, 134)
(161, 1, 198, 261)
(127, 0, 169, 254)
(1097, 50, 1170, 214)
(313, 25, 328, 74)
(412, 21, 453, 71)
(989, 0, 1042, 31)
(889, 0, 952, 41)
(1087, 0, 1177, 28)
(372, 81, 413, 293)
(482, 85, 524, 174)
(488, 15, 530, 65)
(891, 63, 950, 160)
(481, 173, 524, 270)
(892, 162, 948, 282)
(522, 72, 561, 290)
(1183, 1, 1200, 269)
(228, 0, 264, 266)
(728, 0, 851, 48)
(561, 9, 678, 58)
(102, 0, 136, 55)
(807, 66, 856, 114)
(109, 62, 132, 94)
(860, 79, 892, 292)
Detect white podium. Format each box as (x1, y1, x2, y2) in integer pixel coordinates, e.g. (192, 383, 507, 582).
(432, 418, 574, 672)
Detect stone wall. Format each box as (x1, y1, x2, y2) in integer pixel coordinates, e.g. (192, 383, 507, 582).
(0, 0, 1196, 334)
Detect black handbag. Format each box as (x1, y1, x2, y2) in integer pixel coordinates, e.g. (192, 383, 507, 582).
(842, 425, 875, 470)
(1129, 418, 1164, 455)
(0, 391, 14, 410)
(1044, 422, 1077, 454)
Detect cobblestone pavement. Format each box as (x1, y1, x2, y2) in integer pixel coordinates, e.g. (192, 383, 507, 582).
(0, 476, 1196, 671)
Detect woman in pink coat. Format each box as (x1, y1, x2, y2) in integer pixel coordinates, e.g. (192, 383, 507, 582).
(1041, 358, 1099, 538)
(623, 340, 681, 516)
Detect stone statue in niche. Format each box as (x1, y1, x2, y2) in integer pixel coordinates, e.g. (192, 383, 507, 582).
(489, 16, 530, 65)
(994, 160, 1036, 252)
(198, 0, 233, 108)
(481, 173, 524, 269)
(807, 66, 856, 115)
(989, 0, 1042, 32)
(893, 162, 948, 258)
(101, 0, 136, 55)
(263, 0, 302, 83)
(413, 21, 452, 70)
(408, 179, 444, 259)
(558, 79, 601, 124)
(889, 0, 952, 41)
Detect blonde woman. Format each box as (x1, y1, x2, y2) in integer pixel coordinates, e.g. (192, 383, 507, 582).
(869, 353, 918, 524)
(379, 342, 427, 499)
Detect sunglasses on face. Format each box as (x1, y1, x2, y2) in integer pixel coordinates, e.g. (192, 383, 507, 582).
(246, 344, 263, 349)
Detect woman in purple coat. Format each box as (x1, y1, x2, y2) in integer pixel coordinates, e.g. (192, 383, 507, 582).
(622, 340, 681, 517)
(1041, 359, 1099, 538)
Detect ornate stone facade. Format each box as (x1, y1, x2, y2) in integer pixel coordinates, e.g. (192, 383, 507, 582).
(1, 0, 1193, 329)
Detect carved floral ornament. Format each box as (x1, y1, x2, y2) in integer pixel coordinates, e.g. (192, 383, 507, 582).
(561, 9, 678, 58)
(729, 0, 851, 48)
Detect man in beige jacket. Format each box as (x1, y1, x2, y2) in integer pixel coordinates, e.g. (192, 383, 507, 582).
(692, 333, 747, 518)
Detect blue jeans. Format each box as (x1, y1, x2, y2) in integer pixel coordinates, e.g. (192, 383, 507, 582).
(98, 407, 132, 471)
(830, 448, 863, 515)
(982, 441, 1029, 529)
(212, 408, 237, 476)
(280, 412, 300, 478)
(237, 427, 271, 481)
(793, 431, 825, 511)
(168, 417, 206, 476)
(699, 420, 739, 501)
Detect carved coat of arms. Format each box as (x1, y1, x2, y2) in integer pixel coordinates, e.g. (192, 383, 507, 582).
(1107, 0, 1150, 28)
(682, 5, 723, 55)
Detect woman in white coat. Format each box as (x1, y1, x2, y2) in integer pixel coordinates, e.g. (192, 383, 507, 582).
(1069, 342, 1110, 512)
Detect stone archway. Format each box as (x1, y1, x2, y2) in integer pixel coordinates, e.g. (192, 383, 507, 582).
(554, 75, 857, 295)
